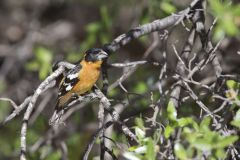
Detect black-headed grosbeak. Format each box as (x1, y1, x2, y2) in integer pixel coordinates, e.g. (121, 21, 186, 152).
(49, 48, 108, 125)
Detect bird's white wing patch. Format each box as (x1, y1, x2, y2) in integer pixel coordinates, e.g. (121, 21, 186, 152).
(65, 85, 73, 91)
(67, 72, 79, 80)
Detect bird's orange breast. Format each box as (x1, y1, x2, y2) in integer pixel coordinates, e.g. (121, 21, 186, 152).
(72, 60, 102, 95)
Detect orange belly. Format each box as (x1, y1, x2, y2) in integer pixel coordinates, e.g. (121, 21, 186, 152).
(72, 68, 100, 95)
(57, 60, 102, 107)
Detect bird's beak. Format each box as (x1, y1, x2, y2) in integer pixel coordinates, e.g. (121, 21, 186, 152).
(97, 51, 108, 60)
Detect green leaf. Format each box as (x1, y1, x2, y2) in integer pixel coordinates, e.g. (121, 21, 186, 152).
(135, 127, 145, 140)
(178, 117, 193, 127)
(146, 138, 156, 160)
(174, 143, 188, 160)
(215, 148, 226, 159)
(192, 139, 212, 151)
(128, 146, 138, 152)
(231, 109, 240, 128)
(25, 61, 39, 71)
(160, 2, 176, 14)
(210, 0, 240, 40)
(39, 64, 51, 80)
(216, 136, 238, 148)
(86, 22, 101, 33)
(164, 125, 174, 139)
(232, 5, 240, 15)
(199, 117, 211, 132)
(209, 0, 225, 15)
(45, 150, 61, 160)
(231, 119, 240, 128)
(167, 100, 177, 121)
(100, 6, 111, 29)
(178, 117, 199, 131)
(134, 82, 147, 94)
(226, 80, 238, 89)
(182, 128, 198, 144)
(221, 17, 239, 36)
(35, 47, 52, 63)
(135, 117, 145, 129)
(28, 47, 53, 80)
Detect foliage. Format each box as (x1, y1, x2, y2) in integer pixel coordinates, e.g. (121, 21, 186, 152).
(122, 117, 158, 160)
(226, 80, 240, 129)
(83, 6, 112, 47)
(168, 100, 238, 159)
(122, 100, 238, 160)
(25, 47, 53, 80)
(66, 5, 112, 62)
(209, 0, 240, 40)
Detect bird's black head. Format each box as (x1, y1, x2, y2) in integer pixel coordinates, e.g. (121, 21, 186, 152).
(84, 48, 108, 62)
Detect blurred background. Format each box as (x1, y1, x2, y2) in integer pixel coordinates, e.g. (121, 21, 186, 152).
(0, 0, 239, 159)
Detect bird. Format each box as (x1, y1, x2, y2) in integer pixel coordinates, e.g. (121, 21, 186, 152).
(49, 48, 108, 125)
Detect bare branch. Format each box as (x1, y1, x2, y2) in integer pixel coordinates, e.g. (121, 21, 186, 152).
(20, 66, 65, 160)
(0, 96, 31, 126)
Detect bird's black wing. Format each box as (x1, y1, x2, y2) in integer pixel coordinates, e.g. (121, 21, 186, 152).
(58, 64, 82, 97)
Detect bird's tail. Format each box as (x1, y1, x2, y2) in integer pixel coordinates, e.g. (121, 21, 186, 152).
(49, 109, 65, 126)
(49, 101, 65, 126)
(49, 94, 72, 126)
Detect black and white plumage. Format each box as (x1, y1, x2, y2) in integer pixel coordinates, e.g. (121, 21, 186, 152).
(58, 64, 82, 97)
(49, 48, 108, 126)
